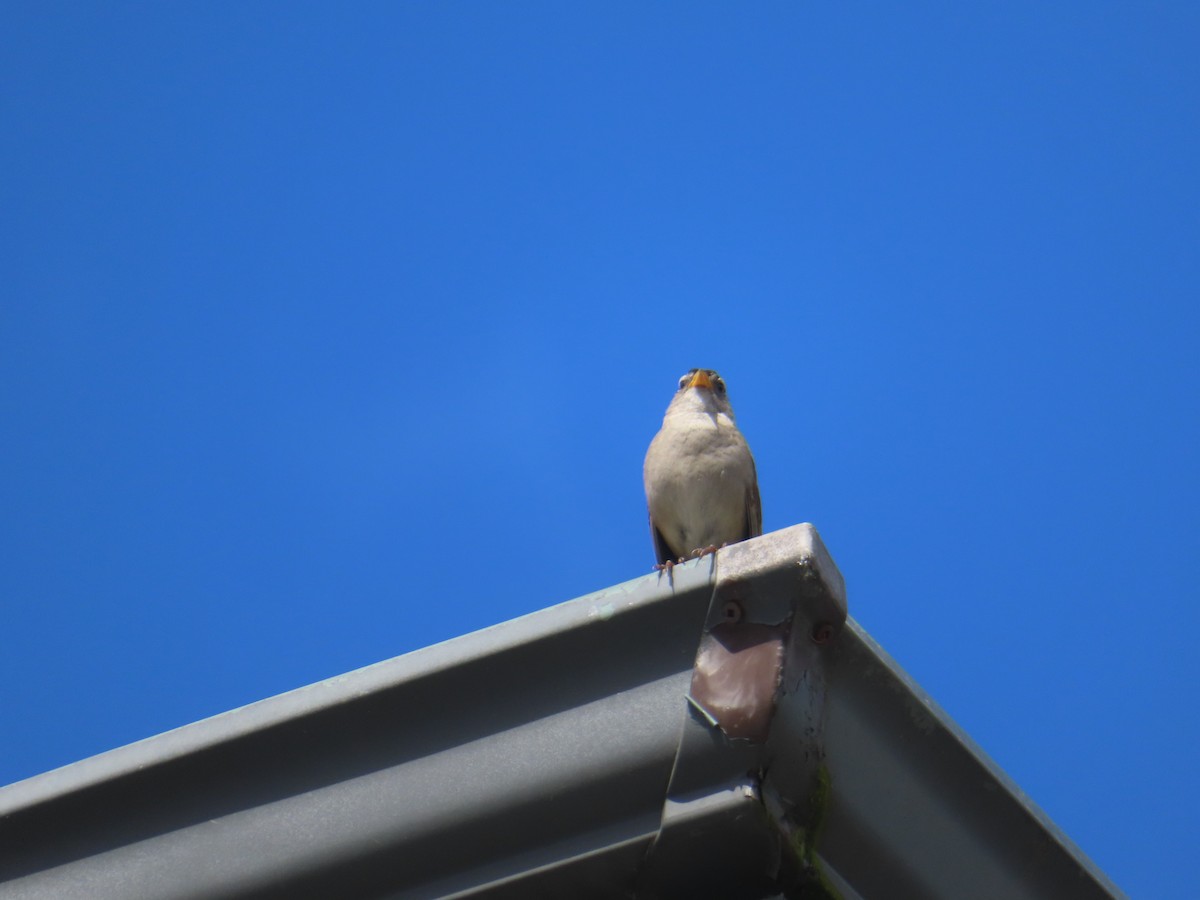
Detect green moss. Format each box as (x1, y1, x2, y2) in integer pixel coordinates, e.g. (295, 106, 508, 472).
(782, 765, 842, 899)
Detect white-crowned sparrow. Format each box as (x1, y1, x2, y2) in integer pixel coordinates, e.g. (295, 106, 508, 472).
(643, 368, 762, 567)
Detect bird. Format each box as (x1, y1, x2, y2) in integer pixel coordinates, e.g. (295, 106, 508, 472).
(643, 368, 762, 567)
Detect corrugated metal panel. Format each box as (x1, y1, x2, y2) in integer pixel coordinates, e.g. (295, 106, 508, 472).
(0, 560, 713, 899)
(0, 525, 1123, 899)
(819, 622, 1123, 899)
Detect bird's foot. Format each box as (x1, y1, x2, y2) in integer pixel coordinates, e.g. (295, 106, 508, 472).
(690, 545, 721, 559)
(653, 556, 691, 573)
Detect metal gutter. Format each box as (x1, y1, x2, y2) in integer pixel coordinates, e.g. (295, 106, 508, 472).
(818, 621, 1124, 899)
(0, 524, 1124, 899)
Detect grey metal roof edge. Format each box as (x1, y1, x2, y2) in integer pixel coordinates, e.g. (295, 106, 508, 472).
(817, 616, 1126, 900)
(0, 523, 1125, 900)
(843, 617, 1125, 898)
(0, 544, 723, 896)
(0, 562, 710, 816)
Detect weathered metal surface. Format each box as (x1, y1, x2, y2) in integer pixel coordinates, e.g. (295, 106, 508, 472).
(0, 524, 1122, 900)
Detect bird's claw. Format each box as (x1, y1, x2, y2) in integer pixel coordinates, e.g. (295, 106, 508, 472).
(653, 557, 688, 572)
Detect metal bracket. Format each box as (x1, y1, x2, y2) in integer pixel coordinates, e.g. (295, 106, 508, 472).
(638, 524, 848, 898)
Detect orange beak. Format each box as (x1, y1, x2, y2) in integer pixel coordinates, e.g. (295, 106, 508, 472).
(687, 370, 713, 390)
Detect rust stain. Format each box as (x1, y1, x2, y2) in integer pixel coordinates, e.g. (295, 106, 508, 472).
(689, 622, 787, 742)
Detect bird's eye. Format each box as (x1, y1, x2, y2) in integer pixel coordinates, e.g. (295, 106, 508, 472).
(712, 375, 726, 395)
(678, 372, 694, 390)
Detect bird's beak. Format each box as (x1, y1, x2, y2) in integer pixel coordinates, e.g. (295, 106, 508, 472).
(687, 370, 713, 390)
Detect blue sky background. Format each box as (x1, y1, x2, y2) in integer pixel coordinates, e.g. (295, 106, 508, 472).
(2, 4, 1196, 896)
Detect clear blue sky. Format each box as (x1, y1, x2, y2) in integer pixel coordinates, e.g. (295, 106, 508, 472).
(2, 4, 1196, 896)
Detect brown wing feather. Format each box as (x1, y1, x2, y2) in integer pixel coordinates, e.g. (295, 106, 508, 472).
(744, 459, 763, 540)
(649, 515, 675, 566)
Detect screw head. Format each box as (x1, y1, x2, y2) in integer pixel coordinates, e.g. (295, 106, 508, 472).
(811, 623, 834, 644)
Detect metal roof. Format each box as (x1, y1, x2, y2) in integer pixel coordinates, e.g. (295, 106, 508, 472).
(0, 524, 1124, 899)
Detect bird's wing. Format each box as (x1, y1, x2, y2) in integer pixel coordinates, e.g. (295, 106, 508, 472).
(744, 459, 763, 539)
(649, 515, 676, 566)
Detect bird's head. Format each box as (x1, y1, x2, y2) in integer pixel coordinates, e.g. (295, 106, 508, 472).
(670, 368, 735, 418)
